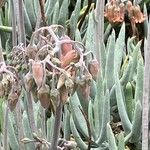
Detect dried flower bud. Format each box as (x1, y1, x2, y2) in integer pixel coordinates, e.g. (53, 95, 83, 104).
(32, 61, 44, 89)
(1, 75, 12, 97)
(38, 84, 50, 109)
(88, 59, 99, 81)
(0, 82, 4, 97)
(57, 74, 66, 89)
(8, 88, 20, 111)
(24, 72, 34, 91)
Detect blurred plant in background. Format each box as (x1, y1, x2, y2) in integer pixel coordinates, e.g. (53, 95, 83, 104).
(0, 0, 149, 150)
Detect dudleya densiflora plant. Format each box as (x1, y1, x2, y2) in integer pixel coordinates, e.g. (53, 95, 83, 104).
(0, 24, 99, 149)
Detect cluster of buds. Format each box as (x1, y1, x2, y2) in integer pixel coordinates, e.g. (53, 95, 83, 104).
(126, 1, 145, 23)
(104, 0, 145, 23)
(104, 0, 125, 23)
(0, 62, 21, 111)
(6, 25, 99, 110)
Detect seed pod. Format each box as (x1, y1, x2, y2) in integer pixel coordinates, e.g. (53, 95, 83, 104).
(32, 61, 44, 89)
(38, 84, 50, 109)
(0, 82, 4, 97)
(24, 72, 34, 91)
(88, 59, 99, 81)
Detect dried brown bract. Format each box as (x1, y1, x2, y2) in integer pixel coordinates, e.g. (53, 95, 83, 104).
(24, 72, 34, 91)
(88, 58, 99, 81)
(32, 61, 44, 89)
(8, 82, 21, 111)
(38, 84, 50, 109)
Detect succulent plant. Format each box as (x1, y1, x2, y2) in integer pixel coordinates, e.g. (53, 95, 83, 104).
(0, 0, 149, 150)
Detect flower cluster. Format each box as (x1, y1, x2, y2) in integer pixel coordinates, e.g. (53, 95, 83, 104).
(104, 0, 145, 23)
(126, 1, 145, 23)
(0, 25, 99, 111)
